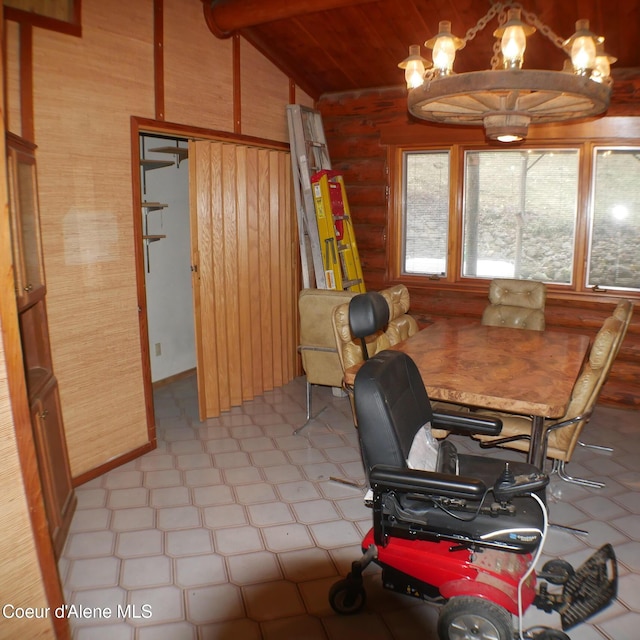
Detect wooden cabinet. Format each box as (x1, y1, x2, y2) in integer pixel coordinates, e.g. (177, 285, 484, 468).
(7, 136, 46, 310)
(7, 133, 75, 558)
(31, 379, 74, 553)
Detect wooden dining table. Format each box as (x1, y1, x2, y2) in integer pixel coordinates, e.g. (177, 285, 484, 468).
(344, 321, 591, 469)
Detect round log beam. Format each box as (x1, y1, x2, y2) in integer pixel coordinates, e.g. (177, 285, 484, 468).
(203, 0, 379, 38)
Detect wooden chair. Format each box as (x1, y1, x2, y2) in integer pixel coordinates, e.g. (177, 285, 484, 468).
(481, 278, 546, 331)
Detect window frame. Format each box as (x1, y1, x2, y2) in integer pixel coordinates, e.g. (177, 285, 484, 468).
(388, 137, 640, 301)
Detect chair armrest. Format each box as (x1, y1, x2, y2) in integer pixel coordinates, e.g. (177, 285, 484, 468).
(432, 410, 503, 436)
(545, 411, 592, 435)
(369, 464, 487, 500)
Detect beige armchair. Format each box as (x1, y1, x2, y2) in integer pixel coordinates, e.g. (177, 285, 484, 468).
(332, 284, 420, 374)
(332, 299, 391, 377)
(578, 298, 634, 453)
(472, 310, 630, 487)
(297, 288, 357, 432)
(481, 278, 546, 331)
(381, 284, 420, 344)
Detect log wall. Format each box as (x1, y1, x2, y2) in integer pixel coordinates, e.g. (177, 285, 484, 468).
(317, 76, 640, 409)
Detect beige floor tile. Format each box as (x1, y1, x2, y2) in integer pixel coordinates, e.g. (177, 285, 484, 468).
(263, 522, 316, 553)
(199, 618, 261, 639)
(127, 585, 184, 625)
(242, 580, 306, 621)
(116, 529, 163, 558)
(226, 550, 282, 585)
(278, 547, 337, 583)
(150, 486, 191, 508)
(261, 614, 328, 640)
(223, 465, 264, 485)
(246, 501, 294, 527)
(174, 554, 227, 588)
(61, 374, 640, 640)
(121, 555, 172, 589)
(291, 499, 340, 524)
(203, 503, 248, 529)
(214, 525, 264, 555)
(166, 528, 213, 557)
(157, 505, 201, 530)
(185, 583, 244, 624)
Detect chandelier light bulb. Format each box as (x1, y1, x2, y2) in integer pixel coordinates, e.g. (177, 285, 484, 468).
(494, 8, 535, 70)
(567, 19, 598, 75)
(398, 44, 429, 89)
(426, 21, 463, 76)
(433, 36, 456, 73)
(592, 43, 616, 83)
(501, 26, 526, 66)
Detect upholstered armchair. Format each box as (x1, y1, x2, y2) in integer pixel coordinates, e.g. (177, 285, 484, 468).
(481, 278, 546, 331)
(332, 299, 391, 376)
(297, 288, 357, 430)
(332, 284, 420, 375)
(381, 284, 420, 343)
(472, 310, 630, 487)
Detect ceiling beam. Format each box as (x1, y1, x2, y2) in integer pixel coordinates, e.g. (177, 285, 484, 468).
(202, 0, 379, 38)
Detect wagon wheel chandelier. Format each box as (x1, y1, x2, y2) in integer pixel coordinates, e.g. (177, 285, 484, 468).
(398, 1, 615, 143)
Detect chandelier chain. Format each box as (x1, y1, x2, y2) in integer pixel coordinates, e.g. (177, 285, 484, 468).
(461, 2, 503, 46)
(463, 2, 567, 52)
(519, 6, 566, 50)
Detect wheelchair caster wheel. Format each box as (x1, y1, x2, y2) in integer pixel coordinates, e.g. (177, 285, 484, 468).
(328, 578, 366, 615)
(540, 559, 575, 585)
(437, 596, 512, 640)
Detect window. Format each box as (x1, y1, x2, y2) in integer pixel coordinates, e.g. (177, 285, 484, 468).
(403, 151, 450, 276)
(588, 148, 640, 290)
(398, 144, 640, 293)
(462, 150, 579, 283)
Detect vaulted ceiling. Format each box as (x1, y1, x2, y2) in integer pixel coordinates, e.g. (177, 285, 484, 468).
(202, 0, 640, 99)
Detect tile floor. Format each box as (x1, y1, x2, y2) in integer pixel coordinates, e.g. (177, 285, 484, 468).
(59, 373, 640, 639)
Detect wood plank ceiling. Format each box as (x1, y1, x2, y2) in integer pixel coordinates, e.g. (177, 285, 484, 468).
(202, 0, 640, 99)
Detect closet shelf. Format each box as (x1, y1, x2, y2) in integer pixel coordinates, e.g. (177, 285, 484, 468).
(140, 159, 174, 171)
(149, 146, 189, 163)
(142, 202, 169, 212)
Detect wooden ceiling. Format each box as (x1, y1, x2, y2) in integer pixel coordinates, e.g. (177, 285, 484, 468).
(203, 0, 640, 99)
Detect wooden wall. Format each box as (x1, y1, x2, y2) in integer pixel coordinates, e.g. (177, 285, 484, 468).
(317, 76, 640, 409)
(0, 5, 60, 634)
(4, 0, 312, 481)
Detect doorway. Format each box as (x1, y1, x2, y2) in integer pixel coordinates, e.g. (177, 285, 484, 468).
(133, 120, 299, 436)
(139, 133, 195, 385)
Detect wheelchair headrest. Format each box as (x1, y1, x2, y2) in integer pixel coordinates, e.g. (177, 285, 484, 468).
(348, 292, 389, 339)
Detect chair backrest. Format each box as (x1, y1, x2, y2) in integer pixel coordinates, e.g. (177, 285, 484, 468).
(380, 284, 419, 344)
(348, 292, 390, 350)
(332, 293, 391, 373)
(481, 278, 546, 330)
(353, 350, 433, 477)
(612, 299, 634, 358)
(298, 288, 356, 388)
(549, 314, 624, 461)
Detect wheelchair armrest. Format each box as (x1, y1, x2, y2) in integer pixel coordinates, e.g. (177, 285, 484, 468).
(432, 410, 502, 436)
(369, 464, 487, 500)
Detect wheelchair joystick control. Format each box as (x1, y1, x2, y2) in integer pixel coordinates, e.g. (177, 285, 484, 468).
(496, 463, 515, 487)
(493, 463, 549, 501)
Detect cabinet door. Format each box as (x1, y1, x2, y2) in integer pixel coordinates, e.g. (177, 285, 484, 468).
(31, 379, 76, 558)
(7, 134, 46, 310)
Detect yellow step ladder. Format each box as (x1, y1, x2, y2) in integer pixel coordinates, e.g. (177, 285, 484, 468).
(311, 170, 365, 293)
(286, 104, 365, 292)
